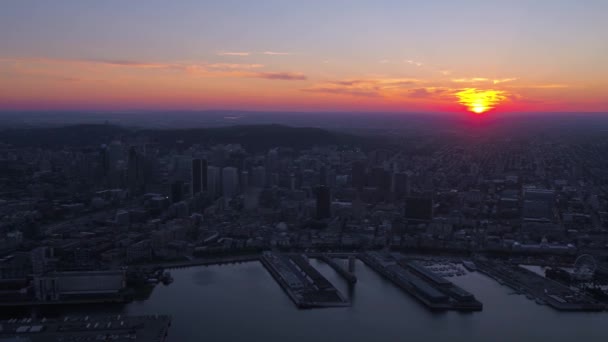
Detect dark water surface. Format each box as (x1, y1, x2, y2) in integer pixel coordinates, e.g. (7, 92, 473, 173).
(25, 260, 608, 342)
(121, 260, 607, 342)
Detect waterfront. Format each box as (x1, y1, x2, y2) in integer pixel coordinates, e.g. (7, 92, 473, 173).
(29, 260, 608, 342)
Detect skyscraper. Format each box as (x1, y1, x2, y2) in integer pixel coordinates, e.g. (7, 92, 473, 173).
(351, 161, 366, 190)
(99, 144, 110, 178)
(222, 167, 239, 198)
(393, 172, 410, 199)
(201, 159, 208, 192)
(240, 170, 249, 190)
(127, 146, 145, 195)
(191, 159, 202, 194)
(171, 180, 184, 204)
(315, 185, 331, 219)
(404, 197, 433, 222)
(207, 166, 221, 198)
(252, 166, 266, 188)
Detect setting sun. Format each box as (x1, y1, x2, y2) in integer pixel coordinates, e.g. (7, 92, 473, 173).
(456, 88, 507, 114)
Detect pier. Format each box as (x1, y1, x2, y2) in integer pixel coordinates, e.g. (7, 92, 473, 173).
(319, 254, 357, 284)
(260, 252, 349, 308)
(360, 252, 482, 311)
(151, 254, 261, 270)
(476, 259, 605, 311)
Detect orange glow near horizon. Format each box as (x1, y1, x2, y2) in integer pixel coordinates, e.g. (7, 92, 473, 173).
(456, 88, 507, 114)
(0, 57, 605, 113)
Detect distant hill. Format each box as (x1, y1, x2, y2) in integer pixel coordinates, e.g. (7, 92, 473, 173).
(0, 124, 380, 151)
(142, 124, 371, 151)
(0, 124, 130, 148)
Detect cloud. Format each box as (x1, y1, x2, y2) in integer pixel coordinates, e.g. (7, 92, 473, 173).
(217, 52, 251, 56)
(405, 60, 423, 67)
(252, 72, 306, 80)
(0, 57, 305, 82)
(207, 63, 264, 70)
(451, 77, 490, 83)
(493, 77, 518, 85)
(406, 87, 449, 98)
(84, 59, 181, 69)
(379, 59, 390, 64)
(451, 77, 520, 85)
(516, 84, 569, 89)
(302, 78, 421, 97)
(263, 51, 291, 56)
(303, 87, 380, 97)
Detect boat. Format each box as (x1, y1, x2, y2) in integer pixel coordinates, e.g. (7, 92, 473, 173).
(462, 261, 477, 272)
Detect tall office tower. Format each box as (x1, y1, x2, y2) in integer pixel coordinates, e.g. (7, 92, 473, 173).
(191, 159, 203, 194)
(240, 170, 249, 190)
(201, 159, 208, 191)
(252, 166, 266, 188)
(222, 167, 239, 198)
(207, 166, 221, 198)
(371, 166, 391, 192)
(315, 185, 331, 219)
(99, 144, 110, 178)
(267, 148, 279, 171)
(107, 141, 123, 169)
(404, 197, 433, 222)
(351, 161, 366, 190)
(393, 172, 410, 199)
(319, 166, 328, 186)
(127, 146, 145, 195)
(171, 180, 184, 203)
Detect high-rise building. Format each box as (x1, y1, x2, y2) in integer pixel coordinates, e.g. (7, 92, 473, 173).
(319, 166, 328, 186)
(207, 166, 221, 198)
(351, 161, 366, 190)
(404, 197, 433, 222)
(222, 167, 239, 198)
(99, 144, 110, 178)
(127, 147, 145, 195)
(171, 180, 184, 203)
(252, 166, 266, 188)
(315, 185, 331, 219)
(201, 159, 208, 191)
(240, 170, 249, 190)
(393, 172, 410, 198)
(191, 159, 204, 194)
(371, 167, 391, 192)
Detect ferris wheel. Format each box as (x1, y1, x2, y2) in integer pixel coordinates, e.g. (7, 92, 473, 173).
(573, 254, 597, 280)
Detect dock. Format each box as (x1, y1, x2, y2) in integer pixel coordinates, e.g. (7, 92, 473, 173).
(0, 315, 171, 342)
(260, 252, 349, 308)
(360, 252, 482, 311)
(151, 254, 261, 269)
(476, 259, 605, 311)
(319, 254, 357, 284)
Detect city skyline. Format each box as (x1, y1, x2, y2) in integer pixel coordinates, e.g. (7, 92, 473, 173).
(1, 0, 607, 114)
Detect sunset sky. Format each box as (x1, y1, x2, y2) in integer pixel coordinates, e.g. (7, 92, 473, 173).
(1, 0, 607, 114)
